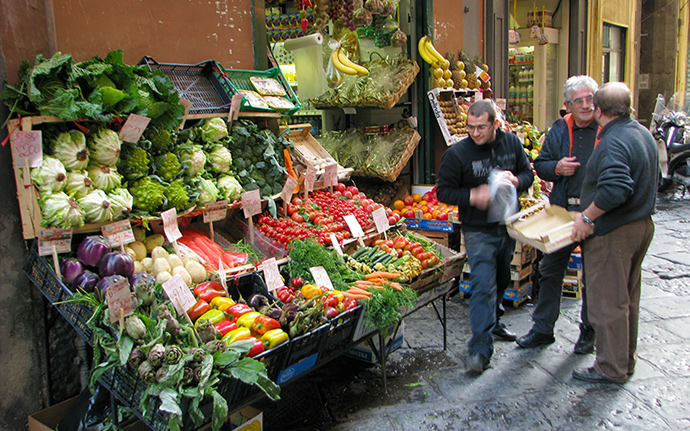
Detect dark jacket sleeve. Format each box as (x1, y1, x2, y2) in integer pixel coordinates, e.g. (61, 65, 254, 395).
(534, 121, 564, 182)
(436, 145, 471, 210)
(592, 140, 635, 212)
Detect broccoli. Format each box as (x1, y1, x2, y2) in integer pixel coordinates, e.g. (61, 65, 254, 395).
(118, 143, 150, 181)
(130, 177, 166, 214)
(164, 180, 190, 212)
(154, 153, 181, 181)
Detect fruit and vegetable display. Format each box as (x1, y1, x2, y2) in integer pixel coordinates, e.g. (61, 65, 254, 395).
(391, 187, 458, 222)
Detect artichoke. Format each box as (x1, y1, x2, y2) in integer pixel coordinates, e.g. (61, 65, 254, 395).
(128, 347, 146, 369)
(147, 343, 166, 367)
(196, 318, 220, 343)
(187, 347, 206, 363)
(164, 345, 184, 365)
(155, 365, 169, 383)
(203, 340, 226, 355)
(131, 272, 155, 307)
(138, 360, 157, 384)
(182, 366, 194, 385)
(124, 315, 146, 340)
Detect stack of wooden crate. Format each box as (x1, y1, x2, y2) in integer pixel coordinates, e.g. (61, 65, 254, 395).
(562, 251, 583, 299)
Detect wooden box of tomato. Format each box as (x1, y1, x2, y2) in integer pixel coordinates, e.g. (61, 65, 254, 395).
(407, 241, 466, 293)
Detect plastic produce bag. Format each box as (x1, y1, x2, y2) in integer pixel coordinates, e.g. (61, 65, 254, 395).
(326, 53, 344, 88)
(487, 169, 519, 223)
(58, 385, 111, 431)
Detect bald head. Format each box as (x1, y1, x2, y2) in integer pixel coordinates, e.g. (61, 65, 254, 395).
(593, 82, 632, 118)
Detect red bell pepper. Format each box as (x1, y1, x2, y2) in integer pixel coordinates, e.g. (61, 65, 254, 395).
(251, 315, 281, 335)
(226, 303, 254, 320)
(246, 337, 265, 357)
(342, 297, 358, 311)
(276, 286, 296, 304)
(214, 319, 238, 336)
(194, 281, 226, 303)
(187, 299, 210, 321)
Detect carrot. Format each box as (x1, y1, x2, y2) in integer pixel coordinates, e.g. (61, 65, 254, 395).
(365, 271, 401, 280)
(354, 280, 376, 286)
(346, 286, 372, 296)
(364, 285, 385, 290)
(387, 282, 403, 292)
(343, 292, 368, 300)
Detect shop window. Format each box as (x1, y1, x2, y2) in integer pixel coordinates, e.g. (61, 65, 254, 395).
(602, 23, 626, 83)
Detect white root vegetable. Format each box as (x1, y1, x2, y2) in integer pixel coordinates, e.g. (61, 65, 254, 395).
(151, 246, 169, 262)
(133, 261, 145, 274)
(156, 271, 172, 284)
(145, 233, 165, 252)
(185, 260, 207, 284)
(124, 247, 138, 262)
(167, 254, 184, 270)
(152, 257, 171, 276)
(172, 266, 192, 287)
(129, 241, 147, 261)
(141, 257, 154, 273)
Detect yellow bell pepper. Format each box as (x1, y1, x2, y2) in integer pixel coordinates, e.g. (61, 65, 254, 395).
(262, 328, 289, 349)
(222, 327, 252, 345)
(194, 309, 226, 328)
(210, 296, 236, 312)
(236, 311, 261, 329)
(301, 284, 323, 300)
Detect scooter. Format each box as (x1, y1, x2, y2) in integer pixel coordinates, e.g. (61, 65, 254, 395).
(650, 94, 690, 191)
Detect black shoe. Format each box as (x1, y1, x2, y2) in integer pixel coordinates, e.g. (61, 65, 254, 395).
(574, 325, 595, 354)
(467, 353, 489, 374)
(492, 322, 517, 341)
(516, 330, 555, 348)
(572, 367, 625, 384)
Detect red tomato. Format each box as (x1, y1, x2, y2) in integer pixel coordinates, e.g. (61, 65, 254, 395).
(342, 190, 352, 198)
(291, 196, 303, 206)
(388, 216, 397, 225)
(336, 182, 346, 192)
(420, 259, 430, 269)
(291, 212, 305, 223)
(385, 207, 393, 216)
(347, 186, 359, 195)
(286, 204, 298, 216)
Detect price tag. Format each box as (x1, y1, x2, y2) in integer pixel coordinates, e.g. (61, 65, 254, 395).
(372, 207, 390, 233)
(11, 130, 43, 168)
(343, 214, 365, 238)
(262, 257, 282, 293)
(119, 114, 151, 143)
(531, 24, 541, 38)
(163, 274, 197, 315)
(203, 200, 228, 223)
(217, 258, 229, 294)
(305, 166, 317, 192)
(476, 66, 491, 83)
(229, 94, 243, 121)
(179, 97, 193, 116)
(280, 175, 298, 203)
(310, 266, 334, 290)
(241, 189, 262, 218)
(38, 228, 73, 256)
(161, 208, 182, 243)
(101, 220, 135, 248)
(329, 233, 343, 256)
(324, 163, 338, 188)
(106, 278, 134, 323)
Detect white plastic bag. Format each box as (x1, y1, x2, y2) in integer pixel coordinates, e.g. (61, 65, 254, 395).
(487, 169, 519, 223)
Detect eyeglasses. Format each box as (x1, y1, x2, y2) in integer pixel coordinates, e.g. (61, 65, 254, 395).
(467, 124, 492, 132)
(569, 95, 594, 107)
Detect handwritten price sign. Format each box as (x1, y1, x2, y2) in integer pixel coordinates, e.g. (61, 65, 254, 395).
(38, 228, 73, 256)
(203, 200, 228, 223)
(305, 166, 317, 192)
(262, 258, 282, 293)
(280, 175, 298, 204)
(11, 130, 43, 168)
(372, 207, 390, 234)
(324, 163, 338, 188)
(101, 220, 135, 248)
(310, 266, 334, 290)
(162, 274, 197, 315)
(161, 208, 182, 243)
(119, 114, 151, 143)
(106, 278, 134, 323)
(343, 214, 365, 238)
(241, 190, 262, 218)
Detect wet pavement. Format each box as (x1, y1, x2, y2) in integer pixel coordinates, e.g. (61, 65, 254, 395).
(257, 188, 690, 431)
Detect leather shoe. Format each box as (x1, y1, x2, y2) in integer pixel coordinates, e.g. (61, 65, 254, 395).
(572, 367, 625, 384)
(492, 322, 517, 341)
(467, 352, 489, 374)
(516, 330, 556, 348)
(574, 326, 595, 354)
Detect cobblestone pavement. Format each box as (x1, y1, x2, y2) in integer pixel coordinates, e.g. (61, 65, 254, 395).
(258, 188, 690, 431)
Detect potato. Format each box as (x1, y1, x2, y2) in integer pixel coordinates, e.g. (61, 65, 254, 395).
(124, 247, 138, 262)
(152, 257, 171, 276)
(167, 254, 184, 270)
(129, 241, 148, 261)
(133, 261, 146, 274)
(132, 227, 145, 243)
(172, 266, 192, 287)
(185, 260, 207, 284)
(151, 246, 169, 262)
(145, 233, 165, 252)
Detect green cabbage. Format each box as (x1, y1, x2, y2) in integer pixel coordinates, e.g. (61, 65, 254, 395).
(207, 145, 232, 175)
(216, 175, 243, 202)
(78, 189, 115, 223)
(88, 165, 123, 193)
(108, 188, 134, 220)
(177, 142, 206, 177)
(189, 177, 218, 206)
(40, 192, 85, 228)
(31, 155, 67, 193)
(65, 170, 94, 199)
(200, 117, 228, 144)
(51, 130, 89, 171)
(88, 127, 121, 166)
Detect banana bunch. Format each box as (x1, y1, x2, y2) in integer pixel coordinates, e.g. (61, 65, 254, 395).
(331, 47, 369, 76)
(418, 36, 453, 88)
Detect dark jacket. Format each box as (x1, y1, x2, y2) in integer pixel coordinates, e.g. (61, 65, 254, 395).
(580, 116, 658, 236)
(437, 128, 534, 231)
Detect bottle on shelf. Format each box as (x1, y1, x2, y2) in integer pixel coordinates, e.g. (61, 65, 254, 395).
(509, 84, 517, 106)
(527, 83, 534, 104)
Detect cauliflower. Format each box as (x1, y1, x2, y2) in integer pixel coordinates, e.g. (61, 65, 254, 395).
(164, 180, 190, 212)
(206, 145, 232, 175)
(130, 177, 166, 214)
(176, 141, 206, 177)
(199, 117, 228, 144)
(118, 143, 150, 181)
(154, 153, 181, 181)
(188, 177, 218, 206)
(216, 175, 243, 202)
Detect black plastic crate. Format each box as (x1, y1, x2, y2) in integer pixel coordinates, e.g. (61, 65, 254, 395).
(139, 56, 236, 115)
(24, 241, 95, 344)
(224, 271, 279, 304)
(319, 305, 363, 362)
(284, 323, 329, 368)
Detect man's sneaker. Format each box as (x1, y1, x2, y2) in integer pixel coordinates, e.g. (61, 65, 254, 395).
(516, 330, 556, 348)
(467, 353, 490, 374)
(492, 322, 517, 341)
(574, 325, 595, 354)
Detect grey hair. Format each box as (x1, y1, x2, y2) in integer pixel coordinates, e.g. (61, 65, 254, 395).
(562, 75, 599, 103)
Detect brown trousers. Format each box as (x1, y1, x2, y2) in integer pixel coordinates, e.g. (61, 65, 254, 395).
(582, 217, 654, 382)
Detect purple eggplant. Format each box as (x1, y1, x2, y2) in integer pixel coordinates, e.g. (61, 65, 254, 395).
(60, 258, 84, 285)
(96, 275, 128, 298)
(98, 252, 135, 278)
(72, 270, 100, 294)
(247, 293, 270, 310)
(77, 235, 110, 267)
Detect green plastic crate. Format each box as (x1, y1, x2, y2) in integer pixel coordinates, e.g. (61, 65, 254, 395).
(216, 67, 302, 115)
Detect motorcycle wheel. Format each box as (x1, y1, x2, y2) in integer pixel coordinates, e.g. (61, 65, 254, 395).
(658, 172, 672, 192)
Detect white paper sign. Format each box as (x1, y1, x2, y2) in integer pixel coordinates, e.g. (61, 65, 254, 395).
(343, 214, 365, 238)
(372, 207, 390, 233)
(305, 166, 317, 192)
(161, 208, 182, 243)
(241, 189, 262, 218)
(324, 163, 338, 188)
(163, 274, 197, 315)
(38, 229, 73, 256)
(203, 200, 229, 223)
(229, 94, 243, 121)
(11, 130, 43, 168)
(119, 114, 151, 143)
(330, 233, 343, 256)
(101, 220, 135, 248)
(106, 278, 134, 323)
(280, 175, 298, 204)
(310, 266, 334, 290)
(262, 257, 282, 293)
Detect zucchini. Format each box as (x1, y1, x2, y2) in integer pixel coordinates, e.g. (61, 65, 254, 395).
(352, 246, 369, 259)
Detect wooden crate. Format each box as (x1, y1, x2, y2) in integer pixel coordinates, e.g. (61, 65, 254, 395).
(562, 268, 583, 299)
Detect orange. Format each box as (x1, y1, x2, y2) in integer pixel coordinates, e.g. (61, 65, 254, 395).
(419, 200, 428, 206)
(393, 200, 405, 210)
(423, 212, 433, 219)
(412, 193, 422, 203)
(392, 209, 401, 216)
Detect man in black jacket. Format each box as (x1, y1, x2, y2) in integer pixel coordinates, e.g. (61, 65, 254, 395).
(516, 75, 599, 353)
(570, 82, 657, 384)
(437, 100, 533, 374)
